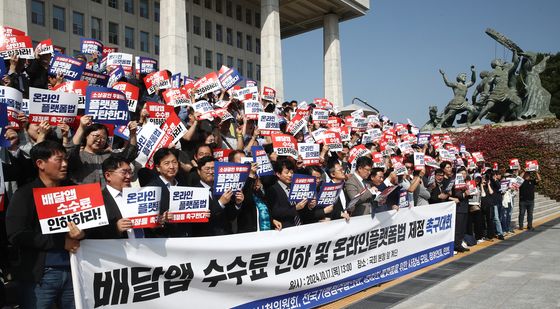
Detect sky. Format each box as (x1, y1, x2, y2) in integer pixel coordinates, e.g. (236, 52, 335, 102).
(281, 0, 560, 126)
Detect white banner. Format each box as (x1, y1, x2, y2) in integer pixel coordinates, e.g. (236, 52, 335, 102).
(71, 202, 455, 308)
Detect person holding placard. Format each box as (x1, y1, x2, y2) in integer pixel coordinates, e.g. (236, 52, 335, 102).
(6, 141, 84, 309)
(66, 116, 138, 186)
(266, 158, 309, 228)
(192, 156, 244, 236)
(344, 156, 376, 216)
(519, 170, 541, 231)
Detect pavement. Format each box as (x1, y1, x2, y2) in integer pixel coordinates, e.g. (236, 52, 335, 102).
(340, 216, 560, 309)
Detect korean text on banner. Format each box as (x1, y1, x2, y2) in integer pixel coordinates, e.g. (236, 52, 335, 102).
(52, 80, 88, 109)
(218, 66, 242, 90)
(112, 82, 140, 112)
(28, 87, 79, 125)
(0, 86, 23, 128)
(106, 52, 133, 74)
(252, 146, 274, 177)
(244, 100, 263, 120)
(71, 202, 455, 309)
(144, 70, 171, 95)
(49, 54, 86, 81)
(288, 174, 316, 203)
(81, 69, 109, 87)
(85, 86, 129, 126)
(161, 112, 188, 146)
(168, 187, 210, 223)
(297, 143, 320, 166)
(0, 35, 34, 59)
(80, 38, 103, 55)
(213, 162, 250, 196)
(121, 186, 162, 228)
(317, 181, 344, 207)
(145, 101, 174, 126)
(163, 88, 191, 107)
(272, 134, 298, 159)
(136, 56, 158, 74)
(194, 72, 222, 98)
(33, 183, 108, 234)
(135, 123, 173, 169)
(37, 38, 54, 55)
(257, 112, 280, 136)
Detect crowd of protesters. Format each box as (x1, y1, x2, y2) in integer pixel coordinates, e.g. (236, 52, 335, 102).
(0, 30, 543, 308)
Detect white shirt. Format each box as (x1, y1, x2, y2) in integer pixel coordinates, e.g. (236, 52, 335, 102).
(106, 185, 137, 239)
(159, 176, 177, 188)
(354, 172, 366, 189)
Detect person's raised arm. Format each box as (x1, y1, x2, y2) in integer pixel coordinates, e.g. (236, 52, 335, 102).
(72, 115, 92, 145)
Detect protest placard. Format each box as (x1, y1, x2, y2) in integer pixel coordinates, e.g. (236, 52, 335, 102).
(106, 52, 133, 74)
(471, 152, 484, 163)
(272, 134, 298, 159)
(81, 68, 109, 86)
(0, 34, 34, 59)
(162, 87, 191, 107)
(509, 158, 520, 170)
(28, 87, 78, 125)
(135, 56, 158, 74)
(37, 38, 53, 55)
(212, 108, 233, 122)
(144, 70, 171, 95)
(261, 86, 276, 102)
(49, 54, 85, 80)
(252, 146, 274, 176)
(218, 66, 242, 90)
(288, 174, 316, 203)
(312, 109, 329, 124)
(413, 152, 425, 170)
(107, 65, 124, 87)
(213, 148, 232, 162)
(135, 123, 173, 168)
(286, 113, 307, 136)
(467, 180, 478, 195)
(525, 160, 539, 172)
(194, 72, 222, 98)
(317, 182, 344, 207)
(145, 101, 174, 126)
(398, 189, 410, 208)
(52, 80, 88, 110)
(454, 174, 467, 190)
(168, 187, 210, 223)
(80, 38, 103, 55)
(352, 117, 367, 132)
(258, 112, 280, 136)
(323, 130, 343, 152)
(244, 100, 263, 120)
(298, 143, 320, 166)
(85, 86, 129, 126)
(327, 116, 342, 128)
(32, 183, 108, 234)
(213, 162, 250, 196)
(311, 128, 326, 144)
(112, 82, 139, 112)
(395, 123, 408, 136)
(233, 86, 258, 101)
(121, 186, 161, 228)
(0, 162, 4, 211)
(0, 86, 23, 128)
(102, 46, 118, 59)
(192, 100, 214, 120)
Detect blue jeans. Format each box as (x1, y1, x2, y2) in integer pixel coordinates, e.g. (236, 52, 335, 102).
(20, 267, 75, 309)
(501, 206, 513, 232)
(492, 205, 503, 236)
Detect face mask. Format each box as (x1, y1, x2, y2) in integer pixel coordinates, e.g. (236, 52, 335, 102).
(208, 142, 218, 149)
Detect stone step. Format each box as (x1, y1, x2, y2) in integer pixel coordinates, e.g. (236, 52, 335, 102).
(511, 204, 560, 218)
(511, 206, 560, 226)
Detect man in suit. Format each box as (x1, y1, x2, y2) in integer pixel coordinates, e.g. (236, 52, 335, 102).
(6, 140, 84, 309)
(344, 156, 376, 216)
(191, 156, 244, 236)
(89, 156, 146, 239)
(324, 162, 351, 221)
(266, 158, 310, 228)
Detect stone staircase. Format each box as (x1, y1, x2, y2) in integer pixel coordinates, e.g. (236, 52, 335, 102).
(511, 192, 560, 228)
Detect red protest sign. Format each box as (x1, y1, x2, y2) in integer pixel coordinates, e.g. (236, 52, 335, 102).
(102, 46, 118, 59)
(143, 70, 171, 94)
(33, 183, 108, 234)
(194, 71, 222, 98)
(272, 134, 298, 159)
(112, 82, 139, 112)
(161, 112, 188, 145)
(52, 80, 88, 109)
(261, 86, 276, 101)
(348, 145, 370, 165)
(1, 26, 26, 36)
(37, 38, 54, 55)
(327, 116, 342, 128)
(509, 158, 520, 170)
(286, 113, 307, 136)
(163, 87, 191, 107)
(145, 101, 175, 126)
(323, 130, 343, 152)
(471, 152, 485, 163)
(213, 148, 233, 162)
(0, 35, 34, 59)
(525, 160, 539, 172)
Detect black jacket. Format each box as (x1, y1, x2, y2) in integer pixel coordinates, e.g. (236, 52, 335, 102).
(191, 181, 240, 236)
(5, 178, 72, 282)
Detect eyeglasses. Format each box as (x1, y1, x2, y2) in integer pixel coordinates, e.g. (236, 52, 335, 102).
(111, 169, 133, 176)
(89, 133, 107, 142)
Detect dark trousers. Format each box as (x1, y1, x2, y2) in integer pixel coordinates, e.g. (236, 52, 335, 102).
(467, 209, 484, 240)
(454, 212, 468, 249)
(482, 204, 495, 239)
(519, 200, 535, 229)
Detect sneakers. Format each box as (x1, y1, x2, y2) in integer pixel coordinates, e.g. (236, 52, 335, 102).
(498, 234, 505, 240)
(477, 239, 485, 244)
